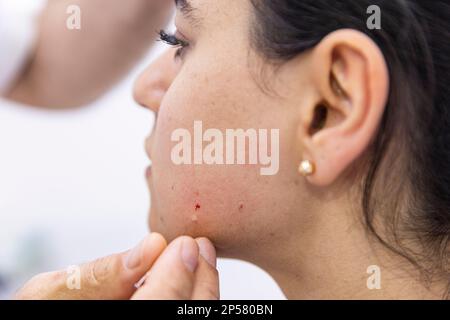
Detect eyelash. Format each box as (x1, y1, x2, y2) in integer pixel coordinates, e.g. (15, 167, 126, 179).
(158, 29, 189, 59)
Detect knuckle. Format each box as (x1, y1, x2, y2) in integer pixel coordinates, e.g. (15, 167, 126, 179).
(83, 255, 121, 287)
(162, 280, 190, 300)
(195, 279, 220, 300)
(201, 286, 220, 300)
(193, 266, 219, 300)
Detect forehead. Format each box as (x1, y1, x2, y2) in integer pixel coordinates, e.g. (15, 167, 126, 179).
(175, 0, 249, 23)
(174, 0, 254, 59)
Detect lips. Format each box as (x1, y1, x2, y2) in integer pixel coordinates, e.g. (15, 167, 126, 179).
(145, 135, 154, 181)
(145, 135, 153, 161)
(146, 165, 152, 178)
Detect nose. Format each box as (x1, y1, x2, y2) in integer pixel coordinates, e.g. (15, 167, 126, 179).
(133, 48, 180, 113)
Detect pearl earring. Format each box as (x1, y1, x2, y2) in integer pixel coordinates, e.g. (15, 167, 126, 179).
(299, 160, 315, 176)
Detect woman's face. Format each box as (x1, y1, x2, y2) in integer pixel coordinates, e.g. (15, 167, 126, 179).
(134, 0, 312, 258)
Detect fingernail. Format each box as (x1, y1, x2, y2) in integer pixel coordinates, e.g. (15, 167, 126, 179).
(125, 238, 146, 269)
(196, 238, 216, 268)
(134, 273, 149, 289)
(181, 238, 199, 273)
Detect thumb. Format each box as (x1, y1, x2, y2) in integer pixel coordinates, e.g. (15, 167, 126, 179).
(131, 236, 200, 300)
(76, 232, 167, 299)
(191, 238, 220, 300)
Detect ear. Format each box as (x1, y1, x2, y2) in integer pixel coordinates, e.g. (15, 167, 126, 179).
(299, 29, 389, 186)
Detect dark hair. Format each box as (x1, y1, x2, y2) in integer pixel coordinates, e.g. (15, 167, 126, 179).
(250, 0, 450, 295)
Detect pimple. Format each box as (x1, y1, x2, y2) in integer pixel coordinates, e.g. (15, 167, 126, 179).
(238, 201, 245, 212)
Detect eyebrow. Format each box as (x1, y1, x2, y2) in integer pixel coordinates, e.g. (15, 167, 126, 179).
(175, 0, 191, 11)
(174, 0, 200, 25)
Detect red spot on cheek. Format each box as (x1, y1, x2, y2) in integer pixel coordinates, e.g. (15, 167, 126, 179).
(195, 203, 201, 211)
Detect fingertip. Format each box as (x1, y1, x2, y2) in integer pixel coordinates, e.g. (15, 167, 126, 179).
(131, 236, 199, 300)
(148, 232, 167, 249)
(124, 233, 167, 272)
(195, 238, 217, 268)
(140, 233, 167, 265)
(179, 236, 200, 273)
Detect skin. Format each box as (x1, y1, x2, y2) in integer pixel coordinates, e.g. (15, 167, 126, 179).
(134, 0, 447, 299)
(5, 0, 173, 108)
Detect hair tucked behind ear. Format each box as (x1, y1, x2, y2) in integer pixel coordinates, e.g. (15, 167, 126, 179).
(250, 0, 450, 296)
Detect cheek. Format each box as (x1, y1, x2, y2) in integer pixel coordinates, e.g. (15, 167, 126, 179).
(148, 57, 297, 243)
(152, 151, 262, 237)
(151, 81, 253, 216)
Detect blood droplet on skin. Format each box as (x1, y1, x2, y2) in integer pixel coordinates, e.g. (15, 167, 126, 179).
(195, 203, 201, 211)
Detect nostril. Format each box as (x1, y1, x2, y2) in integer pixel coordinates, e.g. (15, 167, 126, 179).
(145, 88, 166, 111)
(133, 84, 148, 109)
(133, 87, 166, 111)
(150, 89, 166, 102)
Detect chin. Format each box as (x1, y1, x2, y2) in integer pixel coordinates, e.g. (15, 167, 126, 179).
(148, 207, 172, 239)
(147, 202, 263, 261)
(148, 206, 194, 243)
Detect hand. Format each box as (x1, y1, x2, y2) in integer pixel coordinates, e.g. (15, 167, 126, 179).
(132, 237, 219, 300)
(7, 0, 174, 108)
(14, 234, 219, 300)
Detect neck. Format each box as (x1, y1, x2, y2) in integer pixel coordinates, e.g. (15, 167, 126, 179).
(245, 201, 445, 299)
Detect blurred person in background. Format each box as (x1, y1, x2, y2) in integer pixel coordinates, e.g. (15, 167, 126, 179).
(0, 0, 172, 108)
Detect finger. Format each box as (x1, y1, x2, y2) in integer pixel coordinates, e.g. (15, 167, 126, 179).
(192, 238, 220, 300)
(131, 236, 199, 300)
(16, 233, 167, 300)
(78, 232, 167, 299)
